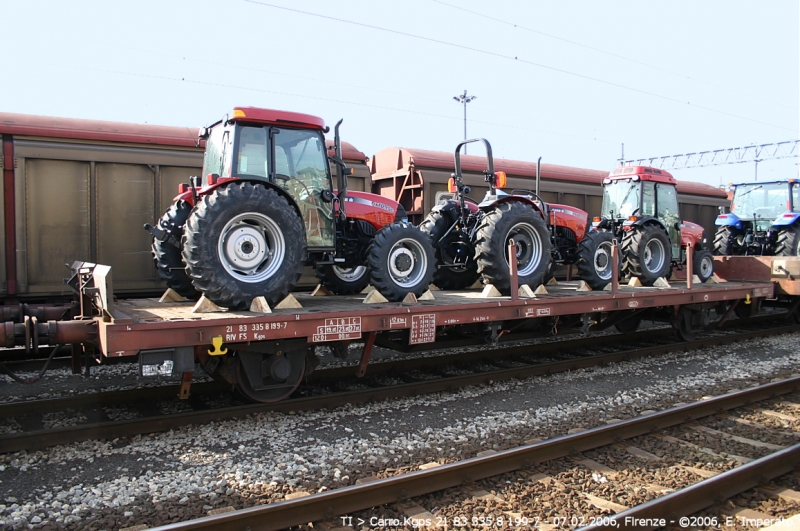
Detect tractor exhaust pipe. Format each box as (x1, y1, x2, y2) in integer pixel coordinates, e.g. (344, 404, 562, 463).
(536, 157, 542, 197)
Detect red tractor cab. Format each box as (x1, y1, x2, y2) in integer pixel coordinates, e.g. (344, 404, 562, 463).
(577, 166, 713, 289)
(147, 107, 434, 310)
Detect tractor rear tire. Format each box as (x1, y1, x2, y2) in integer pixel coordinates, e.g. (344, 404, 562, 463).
(775, 224, 800, 256)
(366, 222, 435, 301)
(576, 229, 618, 290)
(315, 265, 370, 295)
(182, 182, 306, 310)
(622, 224, 672, 286)
(474, 201, 553, 295)
(713, 226, 742, 256)
(420, 209, 479, 290)
(693, 249, 715, 282)
(152, 200, 200, 300)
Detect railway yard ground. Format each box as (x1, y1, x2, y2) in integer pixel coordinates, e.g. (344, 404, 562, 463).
(1, 324, 799, 530)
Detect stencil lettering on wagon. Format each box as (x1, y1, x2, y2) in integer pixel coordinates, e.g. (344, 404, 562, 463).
(312, 317, 362, 342)
(409, 314, 436, 344)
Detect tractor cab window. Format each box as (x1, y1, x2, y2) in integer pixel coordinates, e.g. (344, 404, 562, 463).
(235, 126, 269, 179)
(792, 183, 799, 212)
(602, 179, 639, 219)
(273, 128, 334, 248)
(732, 183, 788, 221)
(203, 124, 234, 178)
(656, 183, 680, 255)
(642, 182, 656, 216)
(656, 183, 679, 223)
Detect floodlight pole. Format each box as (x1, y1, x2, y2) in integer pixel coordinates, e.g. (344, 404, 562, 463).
(453, 90, 476, 154)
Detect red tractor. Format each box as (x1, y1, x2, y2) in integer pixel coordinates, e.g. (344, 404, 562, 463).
(146, 107, 435, 310)
(577, 166, 714, 289)
(420, 139, 589, 293)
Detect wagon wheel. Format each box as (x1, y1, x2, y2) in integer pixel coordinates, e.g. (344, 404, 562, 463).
(235, 349, 307, 402)
(672, 307, 697, 342)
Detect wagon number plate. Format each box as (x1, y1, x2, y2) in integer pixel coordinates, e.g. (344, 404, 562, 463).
(312, 317, 362, 342)
(409, 314, 436, 345)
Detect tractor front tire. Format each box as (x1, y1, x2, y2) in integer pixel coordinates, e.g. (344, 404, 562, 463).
(713, 226, 742, 256)
(775, 224, 800, 256)
(576, 229, 617, 290)
(182, 182, 306, 310)
(366, 222, 435, 301)
(622, 224, 672, 286)
(152, 200, 200, 300)
(315, 264, 370, 295)
(474, 201, 553, 295)
(693, 249, 715, 282)
(420, 209, 479, 290)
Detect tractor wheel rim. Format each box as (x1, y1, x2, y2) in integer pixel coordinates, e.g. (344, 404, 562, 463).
(218, 212, 284, 283)
(699, 256, 713, 277)
(643, 238, 665, 273)
(594, 241, 613, 280)
(508, 222, 542, 276)
(387, 238, 428, 287)
(332, 265, 367, 282)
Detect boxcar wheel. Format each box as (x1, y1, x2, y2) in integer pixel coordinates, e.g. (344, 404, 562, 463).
(474, 201, 553, 295)
(235, 349, 306, 402)
(367, 222, 435, 301)
(182, 182, 306, 310)
(419, 210, 479, 290)
(151, 200, 200, 300)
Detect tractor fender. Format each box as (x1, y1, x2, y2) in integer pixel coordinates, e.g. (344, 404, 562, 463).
(624, 215, 663, 230)
(480, 195, 545, 219)
(715, 212, 744, 229)
(772, 211, 800, 227)
(195, 178, 305, 220)
(430, 199, 460, 221)
(680, 221, 705, 247)
(548, 203, 589, 242)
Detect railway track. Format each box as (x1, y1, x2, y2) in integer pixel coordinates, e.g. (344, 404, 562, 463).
(141, 377, 800, 531)
(1, 318, 798, 454)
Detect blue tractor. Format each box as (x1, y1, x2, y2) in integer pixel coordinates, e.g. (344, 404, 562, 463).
(714, 180, 800, 256)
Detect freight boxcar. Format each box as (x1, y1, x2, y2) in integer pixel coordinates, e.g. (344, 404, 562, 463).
(370, 147, 728, 240)
(0, 112, 369, 300)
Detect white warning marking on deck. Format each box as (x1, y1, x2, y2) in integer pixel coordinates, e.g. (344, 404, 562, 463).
(628, 301, 639, 308)
(312, 316, 362, 342)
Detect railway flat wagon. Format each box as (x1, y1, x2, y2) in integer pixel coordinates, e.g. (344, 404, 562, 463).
(29, 255, 782, 403)
(0, 112, 370, 300)
(370, 148, 728, 240)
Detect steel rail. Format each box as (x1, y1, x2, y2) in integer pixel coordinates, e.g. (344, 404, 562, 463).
(1, 323, 798, 453)
(147, 377, 800, 531)
(577, 443, 800, 531)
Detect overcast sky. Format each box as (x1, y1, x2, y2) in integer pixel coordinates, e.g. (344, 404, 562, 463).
(3, 0, 798, 186)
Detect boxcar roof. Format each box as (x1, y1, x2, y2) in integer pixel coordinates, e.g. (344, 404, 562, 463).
(0, 112, 368, 162)
(370, 147, 727, 199)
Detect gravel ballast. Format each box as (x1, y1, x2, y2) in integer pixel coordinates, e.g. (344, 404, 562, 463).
(0, 331, 799, 529)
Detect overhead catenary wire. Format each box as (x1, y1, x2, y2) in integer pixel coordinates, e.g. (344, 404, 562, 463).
(431, 0, 796, 110)
(37, 60, 619, 144)
(244, 0, 797, 134)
